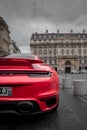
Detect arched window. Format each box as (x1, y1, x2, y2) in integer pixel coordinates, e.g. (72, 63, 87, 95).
(44, 49, 47, 54)
(49, 49, 52, 54)
(79, 59, 81, 64)
(66, 49, 69, 55)
(61, 49, 64, 55)
(65, 60, 71, 65)
(54, 59, 57, 65)
(79, 49, 81, 55)
(44, 59, 47, 63)
(34, 50, 37, 54)
(49, 59, 52, 65)
(71, 49, 74, 55)
(54, 49, 56, 54)
(43, 35, 47, 41)
(38, 35, 42, 41)
(39, 50, 42, 54)
(84, 49, 86, 55)
(84, 59, 86, 64)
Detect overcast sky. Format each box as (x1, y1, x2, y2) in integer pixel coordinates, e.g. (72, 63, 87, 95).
(0, 0, 87, 53)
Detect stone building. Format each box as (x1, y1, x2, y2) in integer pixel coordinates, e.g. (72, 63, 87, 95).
(0, 17, 10, 56)
(30, 30, 87, 73)
(9, 40, 21, 54)
(0, 17, 21, 56)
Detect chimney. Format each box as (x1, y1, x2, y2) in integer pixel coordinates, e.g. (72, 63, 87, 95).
(83, 29, 86, 33)
(46, 29, 48, 33)
(70, 29, 73, 33)
(57, 29, 60, 33)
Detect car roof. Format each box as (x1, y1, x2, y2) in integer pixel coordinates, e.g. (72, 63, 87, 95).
(5, 53, 36, 59)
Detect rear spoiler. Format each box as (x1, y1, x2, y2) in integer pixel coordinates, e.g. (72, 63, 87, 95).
(0, 58, 44, 64)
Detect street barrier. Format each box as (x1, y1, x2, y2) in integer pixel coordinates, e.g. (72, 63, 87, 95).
(59, 75, 66, 87)
(62, 78, 72, 89)
(59, 76, 63, 85)
(73, 80, 87, 96)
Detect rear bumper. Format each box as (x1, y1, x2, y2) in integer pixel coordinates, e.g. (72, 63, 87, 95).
(0, 97, 59, 115)
(0, 100, 40, 115)
(0, 73, 59, 114)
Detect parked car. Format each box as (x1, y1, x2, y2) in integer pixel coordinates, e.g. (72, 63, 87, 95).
(79, 69, 87, 74)
(71, 70, 79, 74)
(0, 53, 59, 115)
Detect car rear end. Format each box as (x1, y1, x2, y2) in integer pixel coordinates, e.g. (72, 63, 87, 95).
(0, 57, 59, 115)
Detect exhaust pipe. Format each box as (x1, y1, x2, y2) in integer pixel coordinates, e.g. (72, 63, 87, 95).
(16, 101, 33, 114)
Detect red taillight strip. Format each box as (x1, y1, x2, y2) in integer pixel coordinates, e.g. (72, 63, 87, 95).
(0, 71, 52, 77)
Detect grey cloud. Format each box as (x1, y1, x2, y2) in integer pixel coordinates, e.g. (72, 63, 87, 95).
(75, 17, 87, 26)
(14, 0, 87, 23)
(1, 0, 87, 25)
(0, 0, 87, 51)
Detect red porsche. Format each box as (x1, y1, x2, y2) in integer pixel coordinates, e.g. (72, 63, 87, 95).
(0, 53, 59, 115)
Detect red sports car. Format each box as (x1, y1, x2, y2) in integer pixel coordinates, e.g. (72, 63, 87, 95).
(0, 53, 59, 115)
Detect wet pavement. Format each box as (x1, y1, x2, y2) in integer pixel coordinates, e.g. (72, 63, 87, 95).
(0, 88, 87, 130)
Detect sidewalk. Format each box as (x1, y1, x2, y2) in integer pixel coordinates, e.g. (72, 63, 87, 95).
(65, 87, 87, 103)
(59, 74, 87, 103)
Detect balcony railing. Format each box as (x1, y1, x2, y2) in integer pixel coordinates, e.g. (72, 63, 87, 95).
(58, 55, 78, 59)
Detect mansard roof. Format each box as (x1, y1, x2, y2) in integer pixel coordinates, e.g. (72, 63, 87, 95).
(30, 32, 87, 41)
(0, 17, 10, 33)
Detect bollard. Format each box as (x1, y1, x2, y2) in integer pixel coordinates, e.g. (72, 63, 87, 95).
(62, 78, 72, 89)
(73, 80, 87, 96)
(59, 75, 65, 88)
(59, 77, 62, 85)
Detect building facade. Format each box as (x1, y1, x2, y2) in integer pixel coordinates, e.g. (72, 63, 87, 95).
(0, 17, 10, 56)
(0, 17, 21, 56)
(9, 40, 21, 54)
(30, 30, 87, 73)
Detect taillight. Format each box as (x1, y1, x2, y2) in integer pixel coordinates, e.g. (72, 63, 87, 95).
(28, 72, 52, 77)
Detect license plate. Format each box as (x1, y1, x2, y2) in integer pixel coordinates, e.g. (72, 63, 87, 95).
(0, 87, 12, 96)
